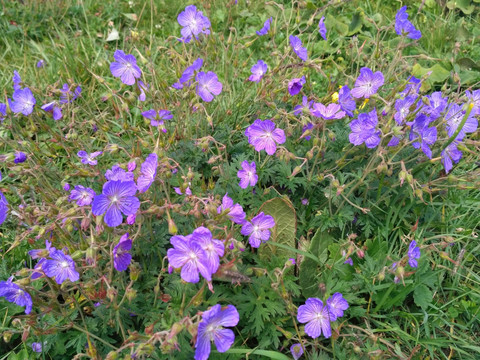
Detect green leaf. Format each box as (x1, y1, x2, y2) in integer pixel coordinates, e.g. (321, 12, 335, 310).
(414, 284, 433, 309)
(412, 63, 450, 83)
(456, 58, 480, 71)
(258, 197, 297, 261)
(347, 11, 363, 36)
(223, 349, 290, 360)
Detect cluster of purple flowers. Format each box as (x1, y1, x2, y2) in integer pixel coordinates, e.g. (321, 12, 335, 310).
(41, 83, 81, 121)
(177, 5, 211, 43)
(297, 293, 348, 339)
(395, 6, 422, 40)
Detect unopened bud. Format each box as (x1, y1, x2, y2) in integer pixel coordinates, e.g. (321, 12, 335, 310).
(125, 288, 137, 302)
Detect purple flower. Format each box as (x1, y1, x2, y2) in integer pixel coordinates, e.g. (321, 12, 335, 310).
(69, 185, 95, 206)
(0, 192, 8, 226)
(77, 150, 102, 166)
(351, 67, 384, 99)
(302, 123, 313, 141)
(256, 17, 272, 36)
(36, 60, 45, 68)
(288, 76, 306, 96)
(92, 180, 140, 227)
(0, 277, 32, 314)
(174, 187, 192, 196)
(191, 227, 224, 276)
(423, 91, 447, 120)
(289, 35, 308, 62)
(297, 298, 331, 339)
(167, 235, 212, 283)
(60, 83, 81, 104)
(14, 151, 27, 164)
(445, 103, 477, 140)
(241, 212, 275, 248)
(141, 109, 173, 128)
(113, 233, 132, 272)
(290, 343, 304, 360)
(63, 183, 70, 191)
(248, 60, 268, 82)
(137, 80, 148, 101)
(326, 293, 349, 321)
(137, 153, 158, 193)
(348, 109, 381, 148)
(195, 304, 239, 360)
(128, 160, 137, 172)
(394, 95, 417, 125)
(43, 249, 80, 284)
(126, 214, 136, 225)
(177, 5, 211, 43)
(318, 16, 327, 40)
(237, 161, 258, 189)
(28, 240, 53, 260)
(196, 71, 223, 102)
(41, 101, 63, 120)
(395, 6, 422, 40)
(442, 142, 462, 174)
(9, 88, 36, 116)
(466, 89, 480, 116)
(294, 96, 314, 116)
(12, 71, 21, 91)
(407, 240, 420, 268)
(311, 103, 346, 120)
(32, 342, 42, 353)
(173, 58, 203, 89)
(301, 198, 309, 205)
(338, 85, 356, 117)
(344, 258, 353, 266)
(0, 103, 6, 122)
(409, 115, 437, 159)
(110, 50, 142, 86)
(400, 76, 421, 97)
(217, 193, 246, 224)
(105, 165, 135, 182)
(245, 119, 286, 155)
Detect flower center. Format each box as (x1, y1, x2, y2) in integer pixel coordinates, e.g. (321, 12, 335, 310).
(61, 261, 70, 269)
(253, 225, 259, 233)
(189, 252, 197, 260)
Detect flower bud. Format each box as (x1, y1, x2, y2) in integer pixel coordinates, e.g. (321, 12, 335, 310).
(3, 331, 12, 343)
(168, 218, 177, 235)
(130, 263, 141, 281)
(125, 288, 137, 302)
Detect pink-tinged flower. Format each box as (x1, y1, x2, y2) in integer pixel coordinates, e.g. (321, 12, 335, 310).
(311, 103, 346, 120)
(177, 5, 211, 43)
(69, 185, 95, 206)
(42, 249, 80, 285)
(126, 214, 136, 225)
(9, 88, 36, 116)
(167, 235, 212, 283)
(174, 187, 192, 196)
(217, 193, 246, 224)
(288, 76, 306, 96)
(237, 161, 258, 189)
(196, 71, 222, 102)
(290, 343, 304, 360)
(195, 304, 239, 360)
(77, 150, 102, 166)
(351, 67, 384, 99)
(241, 212, 275, 248)
(110, 50, 142, 86)
(326, 293, 349, 321)
(297, 298, 331, 339)
(191, 227, 224, 276)
(289, 35, 308, 62)
(245, 119, 286, 155)
(248, 60, 268, 82)
(137, 153, 158, 193)
(113, 233, 132, 272)
(318, 16, 327, 40)
(256, 17, 272, 36)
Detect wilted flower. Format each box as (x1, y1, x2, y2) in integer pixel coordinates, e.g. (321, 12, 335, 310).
(344, 258, 353, 266)
(0, 277, 32, 314)
(318, 16, 327, 40)
(36, 60, 45, 68)
(14, 151, 27, 164)
(245, 119, 286, 155)
(248, 60, 268, 82)
(237, 161, 258, 189)
(59, 83, 81, 104)
(289, 35, 308, 61)
(41, 101, 63, 120)
(442, 142, 462, 174)
(288, 76, 306, 96)
(297, 298, 331, 339)
(290, 343, 304, 360)
(137, 80, 148, 101)
(348, 109, 381, 148)
(92, 180, 140, 227)
(395, 6, 422, 40)
(174, 186, 192, 196)
(195, 304, 239, 360)
(256, 17, 272, 36)
(43, 249, 80, 285)
(69, 185, 95, 206)
(196, 71, 223, 102)
(32, 342, 42, 353)
(9, 88, 36, 116)
(407, 240, 420, 268)
(351, 67, 384, 99)
(172, 58, 203, 89)
(12, 70, 21, 91)
(177, 5, 211, 43)
(241, 212, 275, 248)
(326, 293, 349, 321)
(77, 150, 102, 166)
(294, 96, 314, 116)
(217, 193, 246, 224)
(137, 153, 158, 193)
(105, 164, 135, 182)
(110, 50, 142, 86)
(113, 233, 132, 272)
